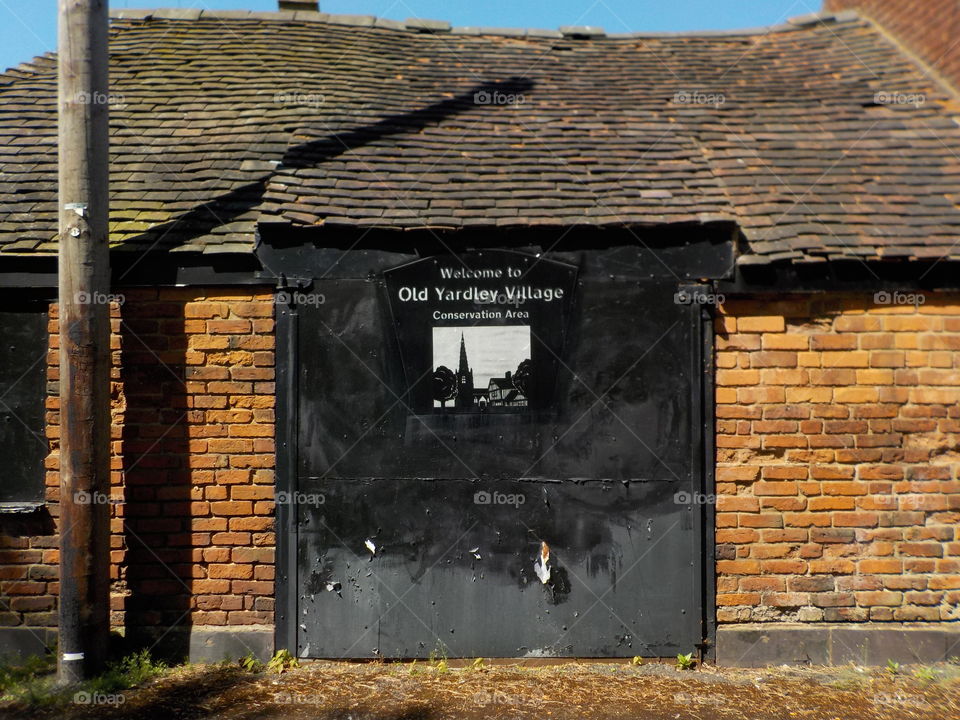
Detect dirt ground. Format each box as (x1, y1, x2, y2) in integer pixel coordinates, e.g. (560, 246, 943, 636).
(5, 659, 960, 720)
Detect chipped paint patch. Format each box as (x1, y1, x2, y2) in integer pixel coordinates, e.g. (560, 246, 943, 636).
(534, 541, 551, 584)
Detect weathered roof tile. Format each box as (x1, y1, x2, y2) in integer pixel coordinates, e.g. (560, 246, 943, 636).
(0, 11, 958, 264)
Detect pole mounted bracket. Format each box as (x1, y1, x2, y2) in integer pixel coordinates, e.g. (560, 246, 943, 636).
(62, 203, 93, 241)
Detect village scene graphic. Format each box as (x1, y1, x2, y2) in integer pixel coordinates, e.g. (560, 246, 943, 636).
(432, 326, 532, 410)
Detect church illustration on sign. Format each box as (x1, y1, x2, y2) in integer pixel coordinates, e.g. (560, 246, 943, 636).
(432, 328, 531, 411)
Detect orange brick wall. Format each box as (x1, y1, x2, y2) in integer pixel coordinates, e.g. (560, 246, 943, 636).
(5, 287, 959, 635)
(0, 288, 276, 632)
(716, 294, 960, 623)
(824, 0, 960, 93)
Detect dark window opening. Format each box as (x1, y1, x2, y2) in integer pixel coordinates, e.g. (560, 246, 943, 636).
(0, 303, 49, 509)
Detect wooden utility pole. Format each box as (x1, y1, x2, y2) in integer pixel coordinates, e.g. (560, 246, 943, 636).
(57, 0, 111, 684)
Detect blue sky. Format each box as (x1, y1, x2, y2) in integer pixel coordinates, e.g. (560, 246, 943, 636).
(1, 0, 823, 72)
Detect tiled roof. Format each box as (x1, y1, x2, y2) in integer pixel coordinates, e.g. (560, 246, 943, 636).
(1, 8, 960, 263)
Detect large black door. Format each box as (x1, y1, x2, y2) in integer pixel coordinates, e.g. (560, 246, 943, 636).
(276, 247, 712, 658)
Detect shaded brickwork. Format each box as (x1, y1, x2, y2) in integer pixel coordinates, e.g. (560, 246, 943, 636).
(0, 289, 275, 645)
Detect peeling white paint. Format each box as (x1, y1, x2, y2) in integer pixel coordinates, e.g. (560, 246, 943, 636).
(522, 648, 558, 658)
(534, 540, 551, 584)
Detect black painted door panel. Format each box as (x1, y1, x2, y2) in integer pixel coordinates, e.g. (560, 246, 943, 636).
(290, 250, 706, 658)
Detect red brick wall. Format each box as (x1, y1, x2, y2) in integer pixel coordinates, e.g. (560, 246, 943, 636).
(5, 286, 959, 637)
(716, 294, 960, 623)
(825, 0, 960, 92)
(0, 288, 276, 633)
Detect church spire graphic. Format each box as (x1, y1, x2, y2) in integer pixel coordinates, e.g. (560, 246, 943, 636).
(455, 332, 474, 408)
(458, 333, 469, 374)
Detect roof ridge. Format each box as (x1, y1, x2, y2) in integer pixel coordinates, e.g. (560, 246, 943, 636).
(108, 7, 862, 41)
